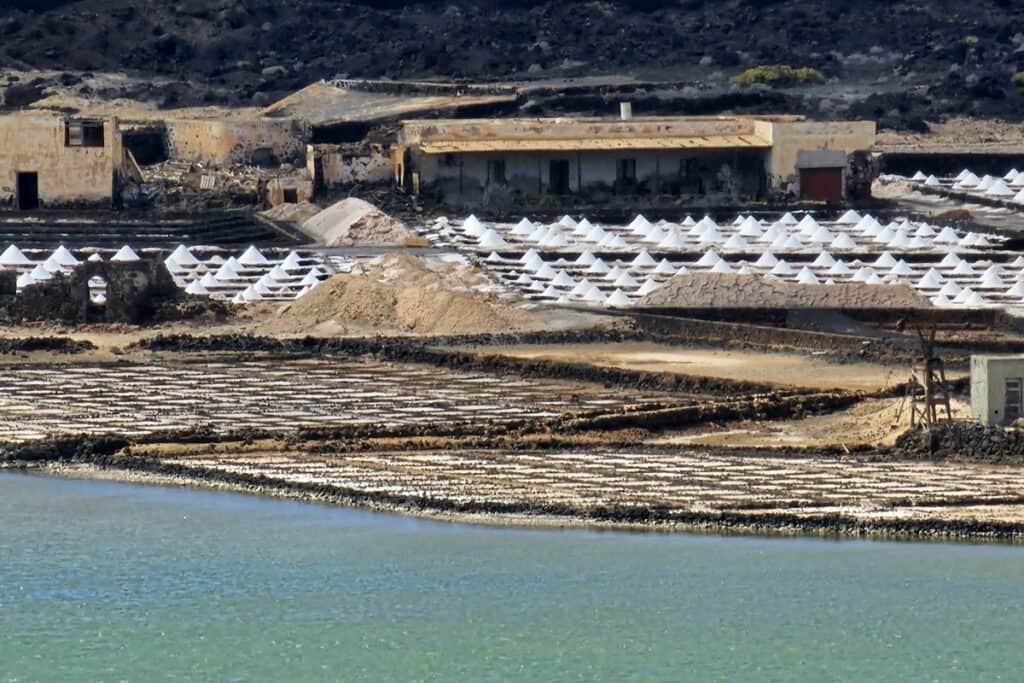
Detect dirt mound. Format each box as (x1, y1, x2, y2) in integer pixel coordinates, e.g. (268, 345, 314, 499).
(263, 253, 541, 336)
(301, 198, 411, 247)
(638, 273, 930, 310)
(260, 201, 320, 225)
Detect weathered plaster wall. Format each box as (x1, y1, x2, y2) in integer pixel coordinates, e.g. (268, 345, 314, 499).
(307, 144, 392, 187)
(267, 175, 314, 206)
(766, 120, 876, 191)
(166, 119, 306, 166)
(0, 113, 122, 206)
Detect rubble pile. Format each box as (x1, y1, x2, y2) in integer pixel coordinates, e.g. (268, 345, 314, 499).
(300, 198, 412, 247)
(895, 422, 1024, 464)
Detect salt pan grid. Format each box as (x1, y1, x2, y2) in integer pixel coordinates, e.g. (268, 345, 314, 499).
(414, 211, 1024, 310)
(157, 447, 1024, 514)
(905, 168, 1024, 204)
(0, 360, 680, 442)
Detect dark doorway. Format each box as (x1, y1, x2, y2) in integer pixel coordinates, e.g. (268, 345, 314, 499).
(549, 159, 570, 194)
(283, 188, 299, 204)
(16, 172, 39, 210)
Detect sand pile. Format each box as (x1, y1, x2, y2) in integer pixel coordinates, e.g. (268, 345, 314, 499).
(260, 201, 321, 225)
(300, 198, 412, 247)
(263, 253, 541, 336)
(638, 273, 931, 310)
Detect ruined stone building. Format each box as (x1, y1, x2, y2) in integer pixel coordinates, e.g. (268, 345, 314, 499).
(395, 114, 876, 204)
(0, 112, 128, 209)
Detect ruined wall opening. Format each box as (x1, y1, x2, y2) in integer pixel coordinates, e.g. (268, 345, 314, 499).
(311, 122, 372, 144)
(123, 128, 169, 166)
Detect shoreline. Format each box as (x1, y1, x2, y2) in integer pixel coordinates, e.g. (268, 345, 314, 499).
(8, 461, 1024, 544)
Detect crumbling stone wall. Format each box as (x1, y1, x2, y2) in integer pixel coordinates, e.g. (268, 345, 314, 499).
(8, 259, 181, 324)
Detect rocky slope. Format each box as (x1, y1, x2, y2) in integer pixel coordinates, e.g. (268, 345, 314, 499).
(2, 1, 1024, 126)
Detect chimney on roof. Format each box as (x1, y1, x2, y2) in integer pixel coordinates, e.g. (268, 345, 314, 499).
(620, 102, 633, 121)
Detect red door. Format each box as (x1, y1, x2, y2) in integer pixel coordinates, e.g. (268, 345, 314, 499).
(800, 168, 843, 202)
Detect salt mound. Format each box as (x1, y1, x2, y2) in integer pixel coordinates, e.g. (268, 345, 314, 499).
(265, 253, 541, 335)
(637, 273, 930, 310)
(301, 198, 412, 247)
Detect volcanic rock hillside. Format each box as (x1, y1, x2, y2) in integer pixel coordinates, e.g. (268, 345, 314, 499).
(2, 0, 1024, 125)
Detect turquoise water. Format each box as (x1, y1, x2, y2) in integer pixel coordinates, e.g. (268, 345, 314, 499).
(2, 473, 1023, 681)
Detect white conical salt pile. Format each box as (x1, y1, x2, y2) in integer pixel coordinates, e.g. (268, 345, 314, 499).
(544, 231, 571, 249)
(199, 273, 219, 288)
(1014, 189, 1024, 204)
(514, 272, 533, 286)
(527, 225, 547, 243)
(917, 268, 944, 288)
(643, 225, 667, 244)
(965, 291, 988, 307)
(973, 234, 992, 248)
(783, 235, 804, 250)
(699, 226, 725, 244)
(809, 226, 835, 243)
(581, 285, 605, 304)
(778, 212, 800, 225)
(976, 175, 995, 192)
(874, 252, 897, 268)
(722, 234, 749, 250)
(604, 289, 631, 308)
(570, 278, 593, 297)
(636, 278, 661, 296)
(185, 280, 209, 296)
(835, 209, 861, 224)
(1013, 173, 1024, 188)
(166, 244, 198, 268)
(955, 169, 973, 182)
(831, 233, 857, 250)
(540, 284, 562, 298)
(771, 260, 794, 276)
(796, 215, 819, 235)
(16, 272, 35, 289)
(812, 251, 836, 267)
(29, 264, 53, 280)
(889, 260, 914, 277)
(478, 229, 509, 249)
(796, 266, 819, 285)
(953, 287, 973, 304)
(558, 215, 577, 229)
(911, 171, 928, 181)
(519, 248, 540, 265)
(576, 251, 596, 266)
(737, 265, 754, 275)
(852, 266, 876, 283)
(87, 253, 103, 263)
(533, 262, 557, 280)
(759, 225, 782, 243)
(754, 252, 778, 268)
(924, 175, 941, 187)
(267, 264, 291, 281)
(51, 245, 80, 267)
(827, 261, 852, 276)
(237, 245, 269, 267)
(954, 171, 980, 188)
(0, 244, 30, 267)
(738, 216, 763, 237)
(1009, 169, 1022, 182)
(952, 260, 976, 276)
(931, 293, 952, 307)
(654, 259, 676, 275)
(732, 215, 746, 226)
(939, 280, 962, 297)
(914, 224, 936, 238)
(551, 270, 575, 288)
(280, 251, 303, 271)
(696, 250, 721, 267)
(512, 218, 535, 236)
(613, 271, 639, 288)
(1006, 281, 1024, 297)
(111, 245, 141, 262)
(627, 215, 653, 235)
(980, 270, 1005, 287)
(986, 180, 1015, 197)
(214, 262, 239, 281)
(573, 218, 595, 236)
(770, 234, 790, 251)
(935, 227, 960, 244)
(681, 215, 697, 226)
(462, 215, 485, 237)
(603, 266, 625, 282)
(586, 258, 610, 275)
(710, 260, 734, 274)
(658, 230, 687, 249)
(633, 250, 657, 267)
(583, 225, 607, 243)
(675, 264, 690, 275)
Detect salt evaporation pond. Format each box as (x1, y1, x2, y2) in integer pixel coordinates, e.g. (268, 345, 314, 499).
(2, 471, 1023, 680)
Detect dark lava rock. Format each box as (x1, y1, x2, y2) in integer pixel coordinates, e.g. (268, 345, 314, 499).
(894, 422, 1024, 464)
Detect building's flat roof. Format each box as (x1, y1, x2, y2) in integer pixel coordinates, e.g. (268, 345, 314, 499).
(419, 134, 771, 153)
(402, 115, 779, 154)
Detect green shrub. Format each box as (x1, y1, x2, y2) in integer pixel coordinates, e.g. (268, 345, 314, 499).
(730, 65, 826, 87)
(1012, 72, 1024, 88)
(963, 35, 980, 46)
